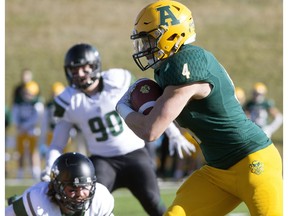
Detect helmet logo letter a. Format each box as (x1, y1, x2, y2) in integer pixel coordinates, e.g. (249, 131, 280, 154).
(157, 6, 180, 26)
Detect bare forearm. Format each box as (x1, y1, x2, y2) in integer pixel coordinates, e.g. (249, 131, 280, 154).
(125, 112, 154, 141)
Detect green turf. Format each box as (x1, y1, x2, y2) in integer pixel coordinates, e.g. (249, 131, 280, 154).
(5, 184, 249, 215)
(113, 188, 249, 215)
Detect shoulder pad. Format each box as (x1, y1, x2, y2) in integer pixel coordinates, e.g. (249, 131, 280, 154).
(53, 87, 76, 117)
(157, 46, 210, 88)
(102, 68, 132, 89)
(12, 197, 28, 216)
(54, 102, 65, 117)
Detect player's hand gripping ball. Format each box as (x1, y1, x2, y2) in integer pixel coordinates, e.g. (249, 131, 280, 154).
(130, 79, 163, 115)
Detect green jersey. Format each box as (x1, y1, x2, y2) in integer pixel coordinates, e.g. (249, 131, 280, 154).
(154, 45, 271, 169)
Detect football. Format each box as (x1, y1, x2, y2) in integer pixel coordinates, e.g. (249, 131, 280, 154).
(130, 79, 163, 115)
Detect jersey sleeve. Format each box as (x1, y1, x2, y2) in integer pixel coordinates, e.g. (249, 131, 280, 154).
(54, 101, 66, 118)
(46, 120, 74, 168)
(54, 87, 75, 118)
(12, 182, 61, 216)
(5, 205, 16, 216)
(91, 183, 115, 216)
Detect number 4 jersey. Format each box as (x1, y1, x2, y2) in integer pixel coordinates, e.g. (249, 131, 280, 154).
(154, 44, 272, 169)
(53, 68, 145, 157)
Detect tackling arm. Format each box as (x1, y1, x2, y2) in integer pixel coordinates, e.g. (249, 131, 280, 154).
(41, 120, 73, 181)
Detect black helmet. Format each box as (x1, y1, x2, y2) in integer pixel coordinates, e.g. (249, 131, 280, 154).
(64, 43, 102, 89)
(50, 152, 97, 212)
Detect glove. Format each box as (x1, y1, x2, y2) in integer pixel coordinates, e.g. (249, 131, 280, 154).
(40, 167, 51, 182)
(116, 78, 150, 119)
(41, 148, 61, 182)
(168, 134, 196, 159)
(165, 123, 196, 159)
(262, 113, 283, 138)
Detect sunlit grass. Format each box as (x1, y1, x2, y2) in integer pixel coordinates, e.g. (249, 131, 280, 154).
(5, 183, 249, 215)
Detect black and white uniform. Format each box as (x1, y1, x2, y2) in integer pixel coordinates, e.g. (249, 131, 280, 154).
(5, 182, 114, 216)
(45, 68, 166, 216)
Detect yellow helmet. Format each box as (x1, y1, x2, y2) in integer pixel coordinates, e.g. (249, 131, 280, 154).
(253, 82, 267, 95)
(235, 87, 246, 105)
(24, 81, 39, 96)
(52, 82, 65, 96)
(131, 0, 196, 71)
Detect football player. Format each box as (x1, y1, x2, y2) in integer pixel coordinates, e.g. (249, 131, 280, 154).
(244, 82, 283, 138)
(12, 68, 33, 104)
(116, 1, 283, 215)
(41, 43, 195, 216)
(11, 80, 44, 179)
(40, 82, 65, 148)
(6, 152, 114, 216)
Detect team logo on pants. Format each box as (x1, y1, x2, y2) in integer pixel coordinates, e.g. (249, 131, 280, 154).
(249, 160, 264, 175)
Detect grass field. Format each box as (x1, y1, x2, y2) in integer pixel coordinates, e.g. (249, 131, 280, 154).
(5, 179, 250, 215)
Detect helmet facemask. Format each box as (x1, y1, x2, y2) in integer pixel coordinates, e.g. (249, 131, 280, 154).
(65, 64, 101, 90)
(53, 180, 96, 213)
(64, 43, 102, 90)
(50, 152, 98, 214)
(131, 29, 165, 71)
(131, 0, 196, 71)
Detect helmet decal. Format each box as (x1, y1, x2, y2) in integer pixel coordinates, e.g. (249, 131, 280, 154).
(157, 6, 180, 26)
(249, 160, 264, 175)
(131, 0, 196, 71)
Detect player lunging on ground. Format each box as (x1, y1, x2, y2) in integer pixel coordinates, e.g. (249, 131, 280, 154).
(6, 152, 114, 216)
